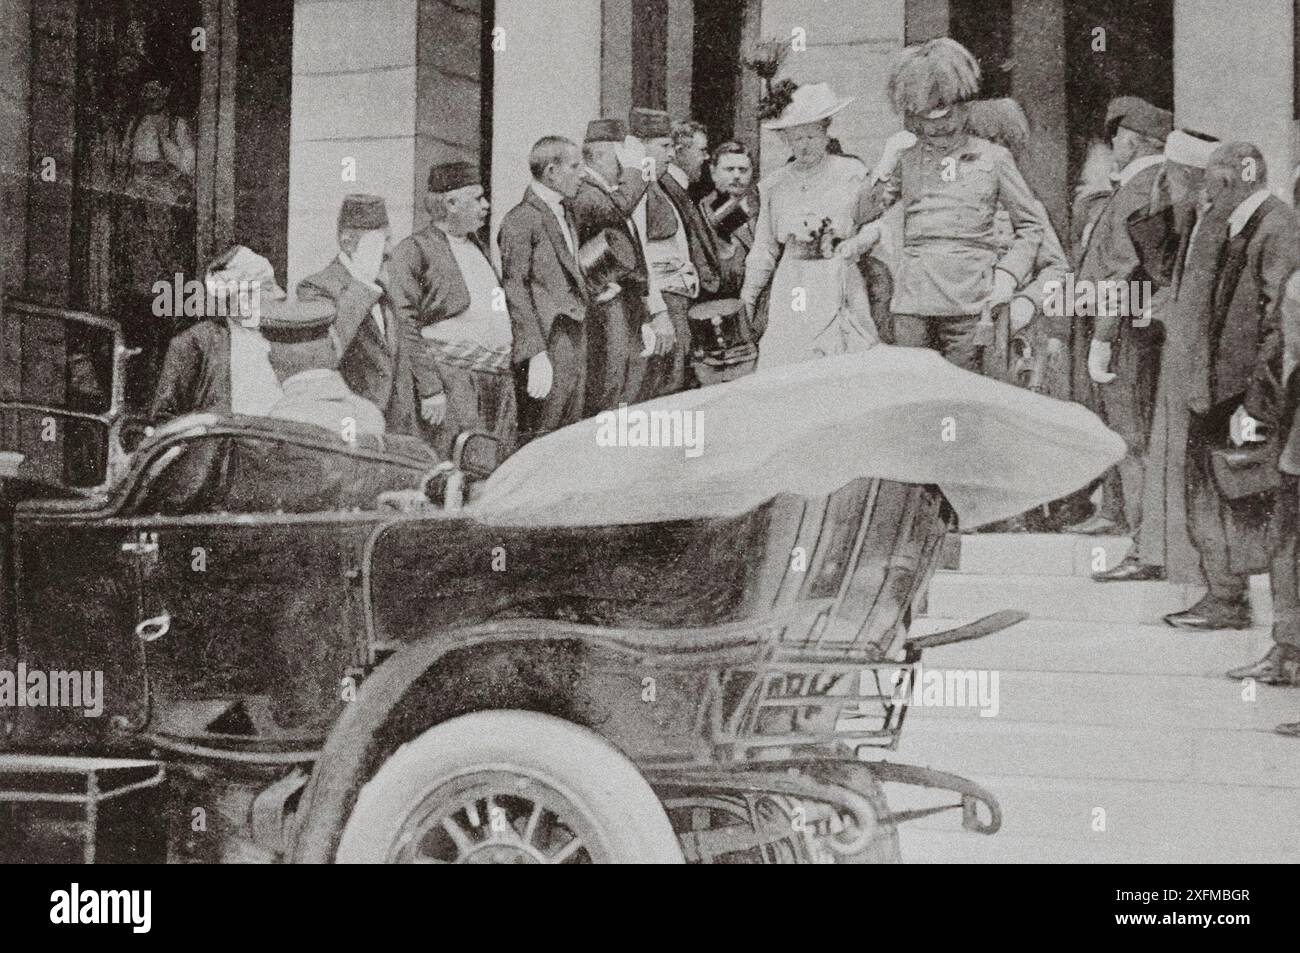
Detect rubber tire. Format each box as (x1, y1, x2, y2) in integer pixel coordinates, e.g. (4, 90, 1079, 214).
(335, 710, 684, 863)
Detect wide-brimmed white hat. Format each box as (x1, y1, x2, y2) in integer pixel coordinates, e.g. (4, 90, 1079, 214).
(763, 83, 854, 130)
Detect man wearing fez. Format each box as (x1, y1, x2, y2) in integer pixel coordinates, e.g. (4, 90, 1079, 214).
(151, 245, 285, 422)
(1100, 129, 1220, 584)
(850, 37, 1044, 373)
(1068, 97, 1174, 540)
(1164, 142, 1300, 631)
(260, 297, 386, 439)
(388, 162, 516, 456)
(571, 118, 665, 414)
(627, 107, 721, 398)
(699, 141, 758, 298)
(296, 194, 419, 436)
(499, 136, 592, 444)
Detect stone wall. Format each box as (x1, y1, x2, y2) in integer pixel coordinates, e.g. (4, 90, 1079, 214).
(287, 0, 419, 290)
(757, 0, 908, 175)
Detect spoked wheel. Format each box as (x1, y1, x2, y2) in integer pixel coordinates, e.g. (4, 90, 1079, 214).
(335, 710, 683, 864)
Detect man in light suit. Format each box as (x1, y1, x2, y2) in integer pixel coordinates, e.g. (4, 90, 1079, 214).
(296, 194, 419, 436)
(499, 136, 591, 444)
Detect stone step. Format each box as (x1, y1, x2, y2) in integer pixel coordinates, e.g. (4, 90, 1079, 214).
(909, 617, 1274, 677)
(865, 718, 1300, 788)
(897, 827, 1298, 864)
(883, 773, 1300, 855)
(924, 571, 1272, 625)
(860, 668, 1299, 731)
(949, 532, 1134, 577)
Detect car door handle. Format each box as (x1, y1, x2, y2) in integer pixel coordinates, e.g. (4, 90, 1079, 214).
(135, 613, 171, 642)
(121, 531, 159, 556)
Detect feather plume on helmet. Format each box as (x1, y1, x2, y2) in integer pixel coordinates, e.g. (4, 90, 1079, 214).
(965, 98, 1030, 158)
(887, 37, 981, 116)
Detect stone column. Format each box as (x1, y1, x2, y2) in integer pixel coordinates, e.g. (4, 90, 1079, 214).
(489, 0, 602, 248)
(287, 0, 418, 289)
(1174, 0, 1295, 201)
(757, 0, 908, 175)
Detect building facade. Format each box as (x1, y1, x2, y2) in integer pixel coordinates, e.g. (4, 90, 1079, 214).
(2, 0, 1298, 323)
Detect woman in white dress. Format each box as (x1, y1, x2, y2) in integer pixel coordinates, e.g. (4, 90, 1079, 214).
(740, 83, 879, 370)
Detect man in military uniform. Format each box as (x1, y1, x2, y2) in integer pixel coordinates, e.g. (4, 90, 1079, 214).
(851, 38, 1045, 374)
(698, 141, 757, 298)
(261, 297, 385, 440)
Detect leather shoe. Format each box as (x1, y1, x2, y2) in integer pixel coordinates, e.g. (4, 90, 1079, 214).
(1226, 645, 1300, 685)
(1064, 513, 1122, 535)
(1276, 721, 1300, 737)
(1092, 557, 1166, 582)
(1163, 595, 1253, 630)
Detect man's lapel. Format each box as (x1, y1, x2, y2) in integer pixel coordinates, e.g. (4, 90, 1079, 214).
(526, 188, 583, 285)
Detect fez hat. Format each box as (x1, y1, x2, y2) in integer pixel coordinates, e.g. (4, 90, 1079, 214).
(578, 227, 641, 297)
(427, 161, 480, 194)
(338, 194, 389, 231)
(629, 107, 672, 139)
(258, 298, 337, 344)
(1109, 97, 1172, 142)
(585, 118, 626, 143)
(762, 83, 854, 130)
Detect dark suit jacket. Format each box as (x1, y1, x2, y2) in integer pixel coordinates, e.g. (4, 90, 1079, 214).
(657, 171, 721, 296)
(1079, 161, 1163, 342)
(572, 174, 650, 301)
(498, 187, 589, 364)
(699, 188, 757, 298)
(1205, 195, 1300, 422)
(150, 320, 231, 421)
(296, 258, 419, 435)
(387, 225, 481, 398)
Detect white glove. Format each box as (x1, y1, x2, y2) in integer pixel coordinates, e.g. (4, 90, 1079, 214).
(350, 230, 387, 284)
(617, 135, 646, 170)
(1009, 296, 1035, 333)
(1230, 405, 1267, 446)
(1087, 339, 1117, 384)
(646, 311, 674, 356)
(527, 352, 554, 399)
(838, 223, 882, 260)
(873, 130, 917, 179)
(420, 394, 447, 425)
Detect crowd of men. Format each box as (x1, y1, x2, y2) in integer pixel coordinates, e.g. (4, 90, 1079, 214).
(143, 36, 1300, 735)
(150, 107, 756, 454)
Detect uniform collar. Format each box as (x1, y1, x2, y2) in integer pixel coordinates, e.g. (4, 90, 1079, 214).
(666, 164, 690, 190)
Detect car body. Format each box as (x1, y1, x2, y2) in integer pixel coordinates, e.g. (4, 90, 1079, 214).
(1, 305, 1011, 864)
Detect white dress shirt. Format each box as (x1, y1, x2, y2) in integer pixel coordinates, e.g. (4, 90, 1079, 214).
(529, 179, 577, 258)
(427, 235, 513, 352)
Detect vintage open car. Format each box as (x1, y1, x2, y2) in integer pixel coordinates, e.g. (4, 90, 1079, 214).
(0, 304, 1038, 864)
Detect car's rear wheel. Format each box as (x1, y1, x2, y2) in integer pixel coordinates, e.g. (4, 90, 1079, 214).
(334, 710, 683, 864)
